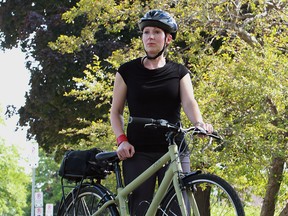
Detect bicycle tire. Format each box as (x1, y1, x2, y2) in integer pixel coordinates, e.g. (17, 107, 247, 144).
(158, 173, 245, 216)
(57, 184, 119, 216)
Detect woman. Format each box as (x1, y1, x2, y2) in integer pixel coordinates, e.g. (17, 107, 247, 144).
(110, 9, 213, 215)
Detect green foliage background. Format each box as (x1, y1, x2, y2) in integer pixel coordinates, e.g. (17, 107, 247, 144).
(0, 108, 30, 215)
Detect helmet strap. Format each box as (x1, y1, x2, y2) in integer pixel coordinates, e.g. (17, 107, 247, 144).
(145, 45, 166, 60)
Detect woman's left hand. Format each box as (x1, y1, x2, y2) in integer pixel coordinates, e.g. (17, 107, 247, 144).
(195, 122, 213, 134)
(202, 123, 213, 134)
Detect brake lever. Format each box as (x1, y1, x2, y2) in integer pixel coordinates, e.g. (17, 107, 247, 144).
(207, 131, 223, 141)
(144, 123, 157, 129)
(144, 119, 170, 129)
(195, 126, 207, 135)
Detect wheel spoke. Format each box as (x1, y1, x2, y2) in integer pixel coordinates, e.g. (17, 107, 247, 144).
(80, 196, 91, 215)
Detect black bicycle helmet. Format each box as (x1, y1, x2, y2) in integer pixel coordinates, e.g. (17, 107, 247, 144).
(138, 9, 178, 39)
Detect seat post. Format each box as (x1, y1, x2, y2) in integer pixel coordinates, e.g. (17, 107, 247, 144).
(114, 162, 124, 189)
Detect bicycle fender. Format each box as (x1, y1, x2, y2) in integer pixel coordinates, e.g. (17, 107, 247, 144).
(181, 170, 202, 185)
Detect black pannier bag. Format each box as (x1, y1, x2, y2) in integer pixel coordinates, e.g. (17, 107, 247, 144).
(59, 148, 110, 182)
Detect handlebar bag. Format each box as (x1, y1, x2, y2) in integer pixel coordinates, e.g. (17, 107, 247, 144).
(58, 148, 109, 182)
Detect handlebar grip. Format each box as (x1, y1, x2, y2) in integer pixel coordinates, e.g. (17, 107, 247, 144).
(209, 131, 223, 140)
(128, 116, 157, 124)
(196, 127, 222, 140)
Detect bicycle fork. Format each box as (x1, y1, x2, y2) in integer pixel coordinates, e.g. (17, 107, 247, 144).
(183, 186, 200, 216)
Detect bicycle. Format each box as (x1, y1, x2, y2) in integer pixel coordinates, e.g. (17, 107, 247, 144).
(57, 116, 245, 216)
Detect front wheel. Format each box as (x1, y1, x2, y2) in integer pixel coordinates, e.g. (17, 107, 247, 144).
(158, 173, 245, 216)
(57, 184, 119, 216)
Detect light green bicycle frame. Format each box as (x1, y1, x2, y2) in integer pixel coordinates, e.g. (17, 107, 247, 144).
(93, 143, 200, 216)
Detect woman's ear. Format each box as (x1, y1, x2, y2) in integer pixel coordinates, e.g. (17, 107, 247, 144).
(166, 33, 173, 45)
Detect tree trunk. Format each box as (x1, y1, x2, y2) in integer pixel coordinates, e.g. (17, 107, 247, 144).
(279, 202, 288, 216)
(194, 186, 211, 216)
(260, 157, 285, 216)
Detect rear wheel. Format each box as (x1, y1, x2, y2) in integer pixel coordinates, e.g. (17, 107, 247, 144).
(158, 173, 245, 216)
(58, 185, 119, 216)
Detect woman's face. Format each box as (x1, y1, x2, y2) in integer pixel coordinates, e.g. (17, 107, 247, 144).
(142, 26, 171, 57)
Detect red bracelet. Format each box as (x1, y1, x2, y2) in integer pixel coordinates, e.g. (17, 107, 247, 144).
(116, 134, 128, 146)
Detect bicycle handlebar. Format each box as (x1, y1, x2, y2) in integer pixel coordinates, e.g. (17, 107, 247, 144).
(128, 116, 222, 141)
(128, 116, 168, 125)
(95, 117, 223, 164)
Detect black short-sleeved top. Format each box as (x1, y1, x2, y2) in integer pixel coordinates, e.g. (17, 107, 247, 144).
(118, 57, 190, 152)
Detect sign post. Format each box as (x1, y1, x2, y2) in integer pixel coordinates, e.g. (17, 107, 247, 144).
(31, 168, 36, 216)
(29, 143, 39, 216)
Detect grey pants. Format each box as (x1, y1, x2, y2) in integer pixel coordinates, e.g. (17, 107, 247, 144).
(123, 152, 190, 216)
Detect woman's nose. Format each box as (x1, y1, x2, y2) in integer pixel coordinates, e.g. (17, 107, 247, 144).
(148, 33, 155, 39)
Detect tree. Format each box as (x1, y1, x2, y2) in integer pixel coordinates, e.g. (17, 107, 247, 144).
(185, 2, 287, 215)
(0, 142, 29, 215)
(0, 0, 121, 154)
(0, 108, 30, 215)
(194, 39, 287, 215)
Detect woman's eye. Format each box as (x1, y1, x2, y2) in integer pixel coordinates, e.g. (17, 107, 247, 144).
(142, 29, 163, 35)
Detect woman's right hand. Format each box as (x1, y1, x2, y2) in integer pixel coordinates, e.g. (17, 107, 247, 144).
(117, 142, 135, 160)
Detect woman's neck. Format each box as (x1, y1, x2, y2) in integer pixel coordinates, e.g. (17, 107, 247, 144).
(142, 56, 166, 70)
